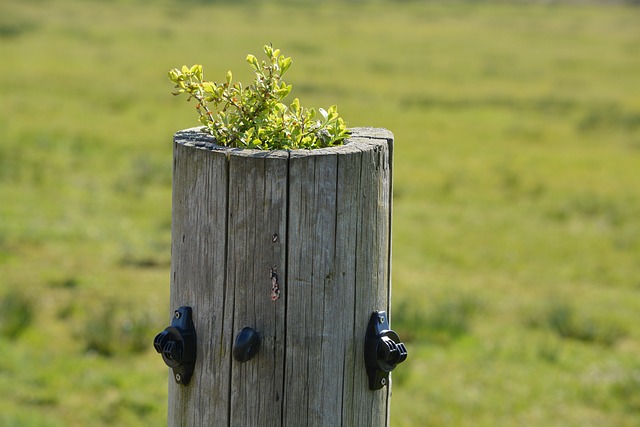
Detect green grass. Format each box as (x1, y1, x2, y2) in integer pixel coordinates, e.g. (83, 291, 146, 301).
(1, 0, 639, 425)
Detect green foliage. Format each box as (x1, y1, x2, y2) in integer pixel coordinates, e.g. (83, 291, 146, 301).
(81, 303, 156, 357)
(168, 45, 349, 150)
(610, 371, 640, 412)
(0, 291, 34, 339)
(422, 295, 481, 344)
(528, 301, 627, 347)
(395, 293, 482, 345)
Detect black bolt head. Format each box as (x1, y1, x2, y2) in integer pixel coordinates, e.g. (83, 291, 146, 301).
(233, 327, 260, 362)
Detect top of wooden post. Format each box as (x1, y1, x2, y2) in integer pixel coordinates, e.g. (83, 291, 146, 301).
(173, 126, 394, 158)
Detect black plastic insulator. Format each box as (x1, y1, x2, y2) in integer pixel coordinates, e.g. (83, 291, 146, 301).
(364, 311, 408, 390)
(153, 306, 196, 385)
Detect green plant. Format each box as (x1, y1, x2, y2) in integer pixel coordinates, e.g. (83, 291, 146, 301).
(528, 301, 626, 347)
(168, 45, 349, 150)
(610, 370, 640, 412)
(81, 303, 156, 357)
(0, 291, 34, 339)
(394, 293, 481, 345)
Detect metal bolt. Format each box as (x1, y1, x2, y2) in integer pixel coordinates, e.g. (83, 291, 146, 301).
(378, 315, 385, 324)
(175, 310, 181, 319)
(380, 378, 386, 386)
(175, 373, 182, 382)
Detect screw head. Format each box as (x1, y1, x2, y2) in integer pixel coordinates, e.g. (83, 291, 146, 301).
(175, 373, 182, 382)
(174, 310, 181, 319)
(380, 378, 387, 386)
(378, 315, 385, 324)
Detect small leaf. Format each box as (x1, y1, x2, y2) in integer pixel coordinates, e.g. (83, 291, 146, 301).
(291, 98, 301, 113)
(280, 57, 292, 74)
(190, 64, 203, 80)
(246, 54, 259, 70)
(168, 69, 180, 82)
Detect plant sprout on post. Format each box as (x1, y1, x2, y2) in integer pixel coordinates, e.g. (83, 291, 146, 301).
(168, 45, 349, 150)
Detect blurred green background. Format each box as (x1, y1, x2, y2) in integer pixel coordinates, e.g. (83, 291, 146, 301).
(1, 0, 640, 425)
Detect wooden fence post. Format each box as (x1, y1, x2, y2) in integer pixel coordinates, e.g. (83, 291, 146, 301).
(165, 127, 396, 426)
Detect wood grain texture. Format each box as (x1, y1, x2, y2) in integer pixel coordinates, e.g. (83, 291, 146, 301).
(169, 141, 231, 427)
(284, 147, 340, 426)
(227, 149, 288, 426)
(167, 127, 394, 426)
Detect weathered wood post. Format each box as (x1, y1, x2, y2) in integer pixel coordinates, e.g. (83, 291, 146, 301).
(158, 127, 404, 426)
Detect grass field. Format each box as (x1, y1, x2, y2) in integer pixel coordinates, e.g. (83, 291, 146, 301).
(1, 0, 640, 425)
